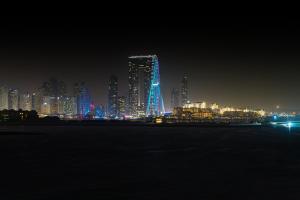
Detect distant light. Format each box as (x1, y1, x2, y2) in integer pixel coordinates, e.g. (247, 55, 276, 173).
(155, 118, 163, 124)
(273, 115, 278, 120)
(288, 122, 292, 128)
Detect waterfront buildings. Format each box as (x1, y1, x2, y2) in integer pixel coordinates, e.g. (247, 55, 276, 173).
(173, 101, 266, 121)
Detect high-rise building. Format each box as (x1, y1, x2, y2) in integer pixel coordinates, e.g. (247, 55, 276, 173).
(32, 90, 42, 114)
(57, 96, 65, 115)
(41, 78, 67, 97)
(94, 105, 105, 119)
(41, 96, 51, 115)
(20, 92, 32, 111)
(181, 73, 188, 106)
(108, 75, 118, 118)
(74, 82, 91, 117)
(0, 86, 9, 110)
(8, 89, 19, 110)
(41, 78, 67, 115)
(118, 96, 126, 118)
(128, 55, 165, 117)
(171, 88, 179, 110)
(49, 96, 59, 115)
(63, 97, 77, 117)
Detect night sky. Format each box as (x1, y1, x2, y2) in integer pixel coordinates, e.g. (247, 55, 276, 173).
(0, 16, 300, 112)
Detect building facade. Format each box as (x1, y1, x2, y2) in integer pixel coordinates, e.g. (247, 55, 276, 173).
(118, 96, 126, 118)
(32, 91, 42, 114)
(41, 96, 51, 115)
(171, 88, 179, 110)
(19, 92, 32, 111)
(8, 89, 19, 110)
(128, 56, 153, 117)
(0, 86, 9, 110)
(74, 82, 91, 117)
(181, 73, 188, 106)
(63, 97, 77, 117)
(108, 75, 118, 118)
(128, 55, 164, 117)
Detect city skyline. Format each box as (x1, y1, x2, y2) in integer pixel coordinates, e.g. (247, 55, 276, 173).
(1, 16, 300, 112)
(2, 15, 300, 200)
(0, 54, 297, 113)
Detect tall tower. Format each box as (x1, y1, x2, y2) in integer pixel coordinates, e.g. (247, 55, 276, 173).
(41, 78, 67, 97)
(41, 78, 67, 115)
(74, 82, 91, 118)
(171, 88, 179, 110)
(128, 56, 152, 117)
(118, 96, 126, 118)
(181, 73, 188, 106)
(8, 89, 19, 110)
(20, 92, 32, 111)
(128, 55, 165, 117)
(0, 86, 9, 110)
(108, 75, 118, 118)
(32, 90, 42, 114)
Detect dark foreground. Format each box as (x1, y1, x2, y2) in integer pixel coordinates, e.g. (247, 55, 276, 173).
(1, 125, 300, 199)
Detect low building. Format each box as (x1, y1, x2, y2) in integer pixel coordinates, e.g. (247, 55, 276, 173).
(0, 109, 39, 122)
(173, 106, 214, 120)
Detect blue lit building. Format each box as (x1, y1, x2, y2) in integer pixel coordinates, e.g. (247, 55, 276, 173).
(128, 55, 165, 117)
(74, 82, 91, 118)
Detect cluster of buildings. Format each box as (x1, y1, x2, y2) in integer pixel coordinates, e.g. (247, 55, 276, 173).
(0, 55, 166, 120)
(0, 79, 105, 119)
(108, 55, 165, 119)
(0, 54, 271, 122)
(172, 101, 266, 122)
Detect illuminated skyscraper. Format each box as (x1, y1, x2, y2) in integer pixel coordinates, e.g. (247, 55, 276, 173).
(128, 55, 165, 117)
(94, 105, 105, 119)
(8, 89, 19, 110)
(32, 90, 42, 114)
(108, 75, 118, 118)
(57, 97, 65, 115)
(63, 97, 77, 117)
(118, 96, 126, 118)
(74, 82, 91, 117)
(171, 88, 179, 110)
(41, 78, 67, 97)
(41, 78, 67, 115)
(0, 86, 9, 110)
(181, 73, 188, 106)
(41, 96, 51, 115)
(20, 92, 32, 111)
(49, 97, 59, 115)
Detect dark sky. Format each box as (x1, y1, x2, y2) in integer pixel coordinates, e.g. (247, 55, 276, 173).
(0, 16, 300, 112)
